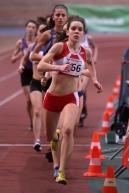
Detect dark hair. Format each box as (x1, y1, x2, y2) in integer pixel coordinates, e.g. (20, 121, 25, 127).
(36, 16, 48, 33)
(25, 19, 38, 28)
(46, 14, 55, 29)
(38, 15, 55, 33)
(52, 4, 68, 15)
(36, 16, 47, 26)
(56, 30, 68, 42)
(67, 15, 87, 33)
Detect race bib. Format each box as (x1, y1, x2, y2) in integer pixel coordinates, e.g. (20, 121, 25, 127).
(65, 58, 83, 76)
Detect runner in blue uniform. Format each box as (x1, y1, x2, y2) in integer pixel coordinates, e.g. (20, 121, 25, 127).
(30, 5, 68, 155)
(11, 20, 38, 131)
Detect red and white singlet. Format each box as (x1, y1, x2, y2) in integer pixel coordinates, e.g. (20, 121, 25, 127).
(54, 42, 87, 76)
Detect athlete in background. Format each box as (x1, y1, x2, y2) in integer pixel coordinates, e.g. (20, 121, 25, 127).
(11, 20, 38, 131)
(30, 4, 68, 159)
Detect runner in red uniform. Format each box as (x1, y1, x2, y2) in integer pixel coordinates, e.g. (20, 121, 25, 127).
(37, 15, 102, 184)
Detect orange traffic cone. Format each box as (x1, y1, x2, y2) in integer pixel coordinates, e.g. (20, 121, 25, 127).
(112, 83, 120, 99)
(98, 111, 110, 136)
(83, 146, 106, 177)
(85, 131, 106, 159)
(105, 95, 114, 114)
(112, 75, 121, 98)
(102, 166, 118, 193)
(115, 75, 121, 87)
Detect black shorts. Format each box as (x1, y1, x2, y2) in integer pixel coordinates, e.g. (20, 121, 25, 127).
(30, 78, 43, 93)
(42, 77, 52, 92)
(20, 68, 33, 86)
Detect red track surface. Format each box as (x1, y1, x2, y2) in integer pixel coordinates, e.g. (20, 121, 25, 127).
(0, 34, 128, 193)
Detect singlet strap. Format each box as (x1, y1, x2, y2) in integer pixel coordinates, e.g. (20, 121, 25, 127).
(54, 42, 69, 60)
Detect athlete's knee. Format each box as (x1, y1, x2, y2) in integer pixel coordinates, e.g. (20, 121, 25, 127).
(33, 107, 42, 117)
(62, 125, 73, 136)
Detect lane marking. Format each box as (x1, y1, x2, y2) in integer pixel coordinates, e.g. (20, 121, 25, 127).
(0, 144, 122, 159)
(0, 144, 122, 149)
(0, 143, 122, 158)
(0, 70, 18, 83)
(0, 143, 90, 147)
(0, 89, 22, 107)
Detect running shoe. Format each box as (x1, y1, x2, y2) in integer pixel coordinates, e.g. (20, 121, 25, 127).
(53, 166, 59, 178)
(56, 170, 67, 185)
(33, 141, 42, 152)
(45, 148, 53, 162)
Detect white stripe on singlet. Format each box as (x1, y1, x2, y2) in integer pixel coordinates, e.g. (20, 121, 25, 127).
(74, 91, 79, 106)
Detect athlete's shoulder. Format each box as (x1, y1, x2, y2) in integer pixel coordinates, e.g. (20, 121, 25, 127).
(50, 42, 64, 53)
(53, 42, 64, 48)
(38, 30, 51, 42)
(85, 47, 92, 61)
(85, 47, 92, 54)
(53, 42, 67, 59)
(15, 38, 22, 45)
(13, 38, 23, 50)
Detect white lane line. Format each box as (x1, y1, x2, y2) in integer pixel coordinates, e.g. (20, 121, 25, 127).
(0, 144, 122, 149)
(0, 70, 18, 83)
(0, 144, 122, 159)
(0, 89, 22, 107)
(0, 143, 90, 147)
